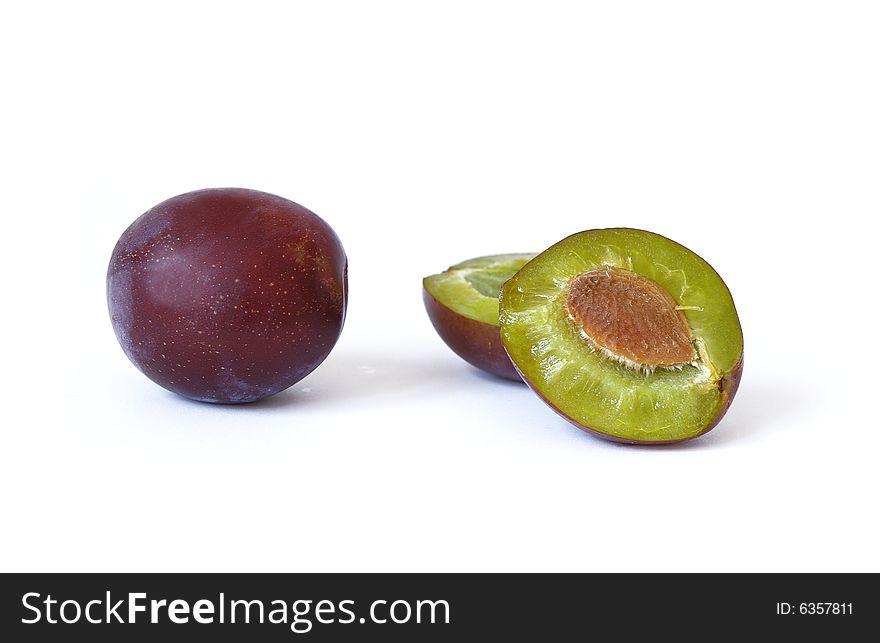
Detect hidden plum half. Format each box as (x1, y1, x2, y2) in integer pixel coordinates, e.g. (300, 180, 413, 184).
(500, 229, 742, 444)
(423, 254, 534, 380)
(107, 188, 347, 403)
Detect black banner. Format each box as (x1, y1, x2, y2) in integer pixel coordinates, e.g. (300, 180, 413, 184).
(1, 574, 873, 640)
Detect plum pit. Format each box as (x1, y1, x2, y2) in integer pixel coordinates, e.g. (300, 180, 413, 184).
(564, 266, 697, 370)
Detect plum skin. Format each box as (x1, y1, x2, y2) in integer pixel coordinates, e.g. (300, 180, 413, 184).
(512, 354, 744, 445)
(422, 289, 520, 381)
(107, 188, 347, 403)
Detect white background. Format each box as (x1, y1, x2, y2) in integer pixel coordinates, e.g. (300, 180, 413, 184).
(1, 1, 878, 572)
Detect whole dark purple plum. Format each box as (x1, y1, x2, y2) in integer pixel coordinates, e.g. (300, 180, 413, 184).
(107, 188, 347, 403)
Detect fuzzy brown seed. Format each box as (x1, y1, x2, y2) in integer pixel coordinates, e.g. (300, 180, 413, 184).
(565, 266, 696, 368)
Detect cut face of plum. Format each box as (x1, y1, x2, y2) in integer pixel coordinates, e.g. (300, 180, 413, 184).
(499, 229, 743, 444)
(423, 254, 534, 380)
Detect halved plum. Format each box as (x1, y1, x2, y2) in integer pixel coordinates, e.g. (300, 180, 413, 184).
(499, 229, 743, 444)
(423, 254, 534, 380)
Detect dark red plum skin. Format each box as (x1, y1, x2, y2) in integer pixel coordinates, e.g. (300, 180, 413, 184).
(107, 188, 347, 403)
(512, 354, 744, 445)
(423, 289, 521, 381)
